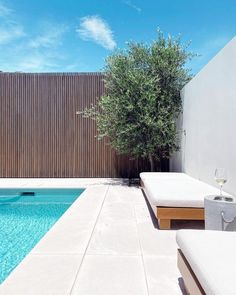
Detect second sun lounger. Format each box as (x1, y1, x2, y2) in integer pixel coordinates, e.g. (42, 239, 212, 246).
(176, 229, 236, 295)
(140, 172, 227, 229)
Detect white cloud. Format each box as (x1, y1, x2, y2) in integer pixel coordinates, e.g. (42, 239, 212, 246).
(0, 23, 25, 44)
(0, 49, 62, 72)
(77, 15, 116, 50)
(16, 54, 57, 71)
(0, 4, 66, 72)
(0, 2, 25, 44)
(123, 0, 142, 13)
(0, 2, 12, 17)
(0, 19, 70, 72)
(28, 23, 68, 48)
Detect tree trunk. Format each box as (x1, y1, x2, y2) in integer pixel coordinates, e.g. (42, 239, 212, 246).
(148, 154, 155, 172)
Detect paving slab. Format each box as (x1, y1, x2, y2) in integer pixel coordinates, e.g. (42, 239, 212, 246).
(143, 256, 187, 295)
(0, 254, 83, 295)
(70, 255, 148, 295)
(87, 220, 141, 255)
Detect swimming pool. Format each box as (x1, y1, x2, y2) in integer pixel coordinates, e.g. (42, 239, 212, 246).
(0, 188, 84, 283)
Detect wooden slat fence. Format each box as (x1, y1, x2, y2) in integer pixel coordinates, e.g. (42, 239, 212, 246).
(0, 72, 149, 177)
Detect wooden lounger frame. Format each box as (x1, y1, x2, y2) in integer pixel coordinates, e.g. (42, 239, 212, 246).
(156, 207, 204, 229)
(177, 249, 206, 295)
(140, 180, 204, 229)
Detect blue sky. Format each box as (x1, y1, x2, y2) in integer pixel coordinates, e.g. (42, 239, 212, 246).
(0, 0, 235, 74)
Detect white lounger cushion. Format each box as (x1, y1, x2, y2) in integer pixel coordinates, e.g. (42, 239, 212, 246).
(140, 172, 188, 180)
(176, 230, 236, 295)
(140, 172, 227, 208)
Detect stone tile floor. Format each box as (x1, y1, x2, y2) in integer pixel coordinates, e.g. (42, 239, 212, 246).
(0, 178, 204, 295)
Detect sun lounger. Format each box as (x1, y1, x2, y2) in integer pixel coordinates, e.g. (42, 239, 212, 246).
(176, 229, 236, 295)
(140, 172, 227, 229)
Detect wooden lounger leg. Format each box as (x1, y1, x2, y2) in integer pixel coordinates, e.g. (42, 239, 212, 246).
(159, 219, 171, 229)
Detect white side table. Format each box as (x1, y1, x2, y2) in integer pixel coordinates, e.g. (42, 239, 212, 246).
(204, 195, 236, 231)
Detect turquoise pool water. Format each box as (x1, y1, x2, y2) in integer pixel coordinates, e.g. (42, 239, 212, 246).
(0, 188, 84, 283)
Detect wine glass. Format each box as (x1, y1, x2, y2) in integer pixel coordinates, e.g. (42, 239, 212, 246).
(215, 168, 227, 196)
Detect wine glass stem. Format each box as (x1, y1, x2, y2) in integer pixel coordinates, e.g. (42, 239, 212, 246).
(220, 185, 223, 196)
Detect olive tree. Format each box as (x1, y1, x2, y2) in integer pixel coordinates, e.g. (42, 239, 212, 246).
(82, 30, 194, 171)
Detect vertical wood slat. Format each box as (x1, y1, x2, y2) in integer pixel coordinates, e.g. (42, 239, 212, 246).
(0, 72, 148, 178)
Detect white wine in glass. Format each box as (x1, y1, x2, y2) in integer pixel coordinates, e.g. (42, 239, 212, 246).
(215, 168, 227, 195)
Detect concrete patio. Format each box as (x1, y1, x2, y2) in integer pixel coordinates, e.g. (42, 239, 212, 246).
(0, 179, 203, 295)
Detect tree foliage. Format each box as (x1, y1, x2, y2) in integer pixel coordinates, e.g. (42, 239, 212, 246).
(83, 30, 194, 171)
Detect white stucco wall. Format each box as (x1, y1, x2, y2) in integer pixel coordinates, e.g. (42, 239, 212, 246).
(170, 36, 236, 195)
